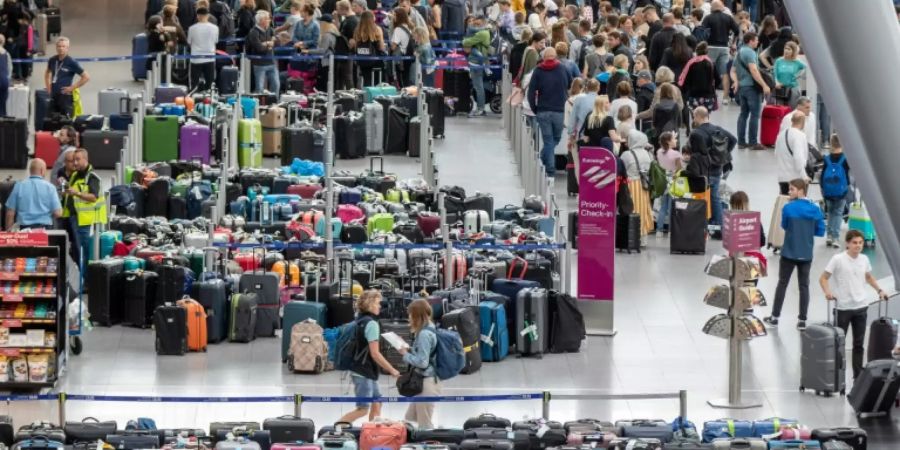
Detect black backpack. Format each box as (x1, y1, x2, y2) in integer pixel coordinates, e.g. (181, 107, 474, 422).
(211, 1, 235, 38)
(705, 126, 733, 167)
(575, 37, 591, 71)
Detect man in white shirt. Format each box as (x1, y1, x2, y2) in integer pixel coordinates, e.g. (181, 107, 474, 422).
(187, 7, 220, 92)
(775, 111, 810, 195)
(779, 96, 818, 146)
(820, 229, 889, 379)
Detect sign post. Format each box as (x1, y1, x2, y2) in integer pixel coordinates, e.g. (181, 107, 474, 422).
(576, 147, 617, 336)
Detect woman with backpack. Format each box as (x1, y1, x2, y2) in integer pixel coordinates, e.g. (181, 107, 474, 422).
(621, 128, 655, 245)
(397, 299, 440, 428)
(337, 290, 400, 424)
(353, 11, 387, 86)
(390, 7, 416, 86)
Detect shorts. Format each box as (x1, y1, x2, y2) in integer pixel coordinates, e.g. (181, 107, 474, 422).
(351, 375, 381, 408)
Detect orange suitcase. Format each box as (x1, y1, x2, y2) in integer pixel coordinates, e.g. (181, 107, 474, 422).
(176, 298, 208, 352)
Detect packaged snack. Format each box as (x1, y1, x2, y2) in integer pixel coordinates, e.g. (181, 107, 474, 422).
(10, 357, 27, 382)
(0, 327, 8, 346)
(44, 332, 56, 348)
(27, 354, 48, 383)
(0, 356, 8, 382)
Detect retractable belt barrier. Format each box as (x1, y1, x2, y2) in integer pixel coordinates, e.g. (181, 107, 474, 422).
(212, 242, 565, 251)
(0, 390, 688, 426)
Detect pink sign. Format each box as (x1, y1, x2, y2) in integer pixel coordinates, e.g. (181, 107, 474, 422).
(577, 147, 617, 301)
(722, 210, 761, 254)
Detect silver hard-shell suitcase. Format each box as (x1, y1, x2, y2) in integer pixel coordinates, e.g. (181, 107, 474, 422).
(98, 88, 128, 117)
(800, 304, 846, 396)
(364, 102, 384, 155)
(516, 287, 548, 356)
(7, 84, 29, 122)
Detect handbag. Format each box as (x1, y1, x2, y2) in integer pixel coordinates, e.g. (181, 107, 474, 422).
(736, 50, 773, 94)
(396, 367, 424, 397)
(783, 129, 817, 179)
(628, 150, 651, 192)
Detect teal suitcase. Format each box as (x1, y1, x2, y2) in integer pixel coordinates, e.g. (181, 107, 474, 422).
(281, 301, 327, 361)
(364, 84, 399, 103)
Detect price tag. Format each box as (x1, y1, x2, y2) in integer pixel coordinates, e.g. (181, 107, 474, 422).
(0, 348, 20, 357)
(0, 273, 18, 281)
(0, 232, 48, 247)
(1, 320, 22, 328)
(3, 294, 23, 303)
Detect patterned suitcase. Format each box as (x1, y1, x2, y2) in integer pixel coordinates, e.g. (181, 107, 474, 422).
(180, 122, 212, 164)
(281, 301, 327, 361)
(363, 102, 384, 155)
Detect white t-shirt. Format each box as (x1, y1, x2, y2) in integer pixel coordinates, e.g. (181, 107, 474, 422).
(528, 13, 543, 31)
(187, 22, 220, 64)
(391, 26, 411, 54)
(824, 252, 873, 311)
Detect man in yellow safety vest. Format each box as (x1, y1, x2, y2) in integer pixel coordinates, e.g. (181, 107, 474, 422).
(61, 148, 106, 270)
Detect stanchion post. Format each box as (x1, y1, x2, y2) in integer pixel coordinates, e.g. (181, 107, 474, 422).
(502, 55, 510, 137)
(679, 390, 687, 420)
(120, 135, 129, 176)
(57, 392, 66, 425)
(217, 133, 230, 223)
(542, 391, 551, 420)
(439, 192, 453, 288)
(324, 54, 336, 283)
(294, 394, 303, 417)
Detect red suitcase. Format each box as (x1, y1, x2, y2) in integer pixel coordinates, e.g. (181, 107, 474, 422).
(34, 131, 60, 166)
(761, 104, 792, 147)
(417, 213, 441, 237)
(287, 183, 322, 199)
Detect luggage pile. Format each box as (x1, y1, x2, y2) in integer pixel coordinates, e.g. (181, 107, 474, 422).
(0, 414, 867, 450)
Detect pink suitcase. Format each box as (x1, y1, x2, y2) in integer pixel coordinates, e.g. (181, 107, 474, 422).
(287, 183, 322, 199)
(179, 122, 212, 164)
(336, 205, 365, 223)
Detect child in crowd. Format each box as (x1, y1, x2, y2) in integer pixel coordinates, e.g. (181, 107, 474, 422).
(821, 133, 851, 248)
(413, 26, 436, 87)
(655, 131, 681, 234)
(511, 12, 529, 42)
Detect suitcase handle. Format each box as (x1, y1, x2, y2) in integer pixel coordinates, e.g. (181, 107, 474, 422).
(120, 96, 132, 115)
(370, 156, 384, 175)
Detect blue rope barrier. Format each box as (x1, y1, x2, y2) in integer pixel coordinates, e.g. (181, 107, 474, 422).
(301, 393, 545, 403)
(0, 392, 543, 404)
(0, 394, 58, 401)
(64, 394, 294, 403)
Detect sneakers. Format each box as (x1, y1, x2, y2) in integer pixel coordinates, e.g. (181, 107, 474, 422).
(830, 241, 842, 249)
(826, 239, 833, 247)
(722, 99, 730, 106)
(750, 144, 767, 151)
(797, 320, 807, 331)
(467, 109, 487, 118)
(763, 316, 779, 327)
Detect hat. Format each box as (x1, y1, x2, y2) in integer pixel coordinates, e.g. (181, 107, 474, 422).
(636, 70, 652, 81)
(318, 13, 333, 23)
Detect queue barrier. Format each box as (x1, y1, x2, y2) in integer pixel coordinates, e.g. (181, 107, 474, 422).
(0, 390, 687, 427)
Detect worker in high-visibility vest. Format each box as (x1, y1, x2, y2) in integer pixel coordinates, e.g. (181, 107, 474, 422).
(61, 148, 106, 270)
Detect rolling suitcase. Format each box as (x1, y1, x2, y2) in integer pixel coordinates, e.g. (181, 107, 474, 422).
(144, 115, 180, 162)
(122, 270, 158, 328)
(380, 319, 412, 373)
(423, 87, 445, 138)
(6, 85, 29, 121)
(459, 441, 512, 450)
(64, 418, 118, 444)
(670, 198, 706, 254)
(155, 303, 188, 356)
(34, 131, 60, 166)
(218, 66, 239, 95)
(156, 262, 192, 306)
(761, 104, 791, 147)
(385, 106, 410, 154)
(180, 122, 212, 164)
(800, 308, 846, 396)
(263, 416, 316, 444)
(566, 151, 578, 195)
(363, 102, 384, 155)
(281, 301, 327, 361)
(281, 124, 325, 165)
(73, 114, 104, 135)
(98, 88, 128, 117)
(229, 293, 259, 343)
(444, 70, 472, 114)
(239, 263, 281, 337)
(177, 298, 208, 352)
(767, 195, 790, 250)
(104, 433, 160, 450)
(516, 287, 548, 357)
(407, 116, 423, 158)
(239, 119, 264, 168)
(87, 258, 125, 326)
(132, 33, 149, 80)
(82, 130, 126, 170)
(34, 13, 47, 56)
(441, 306, 481, 374)
(334, 112, 367, 159)
(210, 423, 261, 443)
(194, 278, 229, 344)
(847, 358, 900, 415)
(479, 301, 509, 362)
(867, 299, 898, 363)
(810, 428, 866, 450)
(0, 117, 27, 169)
(260, 106, 287, 156)
(34, 89, 50, 132)
(615, 213, 641, 254)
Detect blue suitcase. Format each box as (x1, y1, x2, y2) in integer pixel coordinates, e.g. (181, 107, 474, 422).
(491, 278, 540, 344)
(281, 301, 327, 361)
(750, 418, 798, 437)
(768, 440, 821, 449)
(324, 327, 340, 363)
(702, 419, 753, 443)
(132, 33, 149, 81)
(193, 278, 229, 344)
(479, 301, 509, 362)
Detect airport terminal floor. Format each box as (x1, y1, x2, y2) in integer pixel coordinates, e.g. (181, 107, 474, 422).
(0, 0, 898, 449)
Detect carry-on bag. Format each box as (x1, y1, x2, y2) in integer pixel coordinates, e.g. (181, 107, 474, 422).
(516, 287, 548, 357)
(64, 418, 117, 444)
(810, 428, 866, 450)
(441, 307, 481, 374)
(143, 115, 180, 162)
(123, 270, 158, 328)
(615, 213, 641, 253)
(154, 303, 188, 355)
(701, 420, 752, 442)
(670, 198, 706, 254)
(866, 298, 898, 363)
(263, 416, 315, 444)
(359, 421, 407, 450)
(847, 358, 900, 415)
(209, 423, 261, 443)
(180, 121, 212, 164)
(176, 297, 208, 352)
(761, 104, 791, 147)
(104, 432, 161, 450)
(229, 293, 259, 343)
(615, 420, 672, 443)
(87, 258, 125, 326)
(800, 303, 846, 396)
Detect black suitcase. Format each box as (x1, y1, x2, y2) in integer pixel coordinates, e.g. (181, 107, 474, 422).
(193, 278, 229, 344)
(262, 416, 315, 443)
(87, 259, 125, 326)
(566, 151, 578, 195)
(334, 113, 366, 159)
(335, 91, 362, 113)
(669, 198, 706, 254)
(568, 211, 578, 249)
(460, 440, 513, 450)
(408, 116, 423, 158)
(168, 195, 187, 220)
(15, 422, 65, 443)
(412, 429, 466, 444)
(0, 178, 15, 231)
(154, 304, 187, 356)
(145, 177, 171, 218)
(73, 114, 104, 134)
(0, 117, 27, 169)
(104, 433, 161, 450)
(441, 306, 481, 374)
(444, 70, 472, 115)
(615, 213, 641, 253)
(379, 319, 411, 373)
(811, 428, 866, 450)
(239, 268, 280, 337)
(128, 184, 146, 218)
(386, 105, 410, 154)
(209, 422, 260, 443)
(847, 359, 900, 415)
(64, 418, 118, 444)
(281, 125, 325, 166)
(44, 6, 61, 34)
(326, 295, 355, 328)
(122, 270, 158, 328)
(156, 261, 192, 307)
(0, 416, 10, 447)
(218, 66, 239, 95)
(423, 88, 445, 138)
(464, 429, 529, 450)
(34, 89, 51, 132)
(239, 171, 276, 194)
(867, 300, 898, 363)
(42, 113, 72, 132)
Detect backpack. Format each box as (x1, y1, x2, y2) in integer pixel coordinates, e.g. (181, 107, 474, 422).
(692, 25, 710, 43)
(399, 26, 417, 57)
(648, 160, 668, 200)
(575, 37, 591, 71)
(821, 154, 849, 199)
(289, 320, 330, 373)
(705, 126, 733, 168)
(212, 2, 235, 38)
(424, 327, 466, 381)
(334, 316, 371, 371)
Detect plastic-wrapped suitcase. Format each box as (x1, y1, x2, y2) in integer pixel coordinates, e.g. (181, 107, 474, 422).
(6, 84, 29, 121)
(810, 428, 866, 450)
(281, 124, 325, 165)
(34, 131, 60, 166)
(0, 117, 27, 169)
(335, 112, 367, 159)
(144, 115, 180, 162)
(800, 316, 846, 396)
(123, 270, 158, 328)
(761, 104, 791, 147)
(180, 122, 212, 164)
(847, 358, 900, 415)
(87, 258, 125, 326)
(615, 213, 641, 254)
(516, 287, 548, 357)
(281, 301, 327, 361)
(441, 306, 481, 374)
(193, 278, 229, 344)
(767, 195, 790, 250)
(385, 106, 410, 154)
(263, 416, 316, 444)
(670, 198, 706, 254)
(154, 304, 188, 355)
(363, 102, 384, 155)
(82, 130, 126, 170)
(98, 88, 128, 116)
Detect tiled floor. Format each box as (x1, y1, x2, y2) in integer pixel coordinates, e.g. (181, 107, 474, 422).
(0, 0, 898, 447)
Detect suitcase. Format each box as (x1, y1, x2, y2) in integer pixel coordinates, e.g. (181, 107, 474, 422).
(82, 130, 126, 170)
(261, 106, 287, 156)
(363, 102, 385, 155)
(177, 298, 208, 352)
(459, 441, 513, 450)
(423, 88, 445, 138)
(210, 423, 261, 443)
(281, 301, 327, 361)
(156, 262, 192, 306)
(104, 433, 160, 450)
(87, 259, 125, 326)
(6, 85, 29, 121)
(335, 112, 367, 159)
(566, 151, 578, 195)
(364, 83, 399, 103)
(194, 278, 229, 344)
(229, 293, 259, 343)
(239, 119, 264, 168)
(240, 268, 281, 338)
(411, 429, 466, 444)
(155, 83, 188, 104)
(15, 423, 65, 443)
(767, 195, 790, 250)
(34, 89, 51, 132)
(800, 319, 846, 396)
(73, 114, 104, 134)
(761, 104, 791, 147)
(810, 428, 866, 450)
(218, 66, 240, 95)
(317, 423, 362, 440)
(144, 177, 171, 217)
(123, 270, 158, 328)
(180, 122, 212, 164)
(143, 115, 180, 162)
(867, 298, 898, 364)
(34, 131, 60, 167)
(407, 116, 424, 158)
(281, 124, 325, 165)
(615, 421, 672, 443)
(386, 106, 410, 154)
(463, 429, 528, 450)
(213, 430, 271, 450)
(441, 306, 481, 374)
(670, 198, 706, 254)
(847, 202, 876, 244)
(132, 33, 149, 80)
(154, 304, 187, 355)
(98, 88, 128, 117)
(767, 441, 820, 450)
(359, 421, 407, 450)
(379, 319, 412, 373)
(263, 416, 315, 444)
(0, 117, 27, 169)
(444, 70, 472, 114)
(615, 213, 641, 253)
(516, 287, 548, 357)
(847, 358, 900, 415)
(64, 418, 118, 444)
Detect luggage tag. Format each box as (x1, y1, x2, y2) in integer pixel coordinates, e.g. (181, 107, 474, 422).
(535, 424, 550, 439)
(519, 321, 538, 341)
(480, 323, 495, 347)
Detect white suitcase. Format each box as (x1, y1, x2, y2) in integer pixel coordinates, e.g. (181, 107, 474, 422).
(464, 210, 489, 236)
(7, 84, 29, 122)
(364, 102, 384, 155)
(767, 195, 790, 250)
(98, 87, 128, 117)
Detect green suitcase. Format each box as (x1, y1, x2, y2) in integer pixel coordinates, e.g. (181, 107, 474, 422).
(367, 212, 395, 236)
(143, 115, 180, 162)
(238, 118, 263, 168)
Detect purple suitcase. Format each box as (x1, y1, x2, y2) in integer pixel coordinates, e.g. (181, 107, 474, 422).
(180, 122, 212, 164)
(155, 83, 188, 104)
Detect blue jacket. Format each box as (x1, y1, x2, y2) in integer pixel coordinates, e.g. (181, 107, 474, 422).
(781, 198, 825, 261)
(402, 323, 437, 378)
(292, 18, 320, 50)
(527, 59, 572, 113)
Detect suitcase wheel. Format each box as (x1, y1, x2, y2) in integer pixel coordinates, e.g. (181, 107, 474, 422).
(70, 336, 83, 355)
